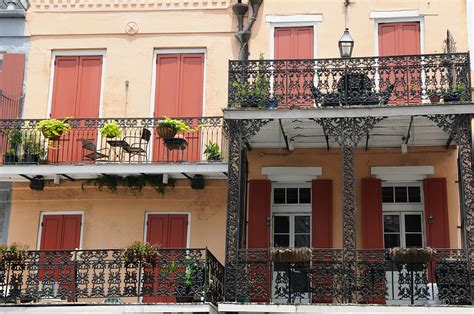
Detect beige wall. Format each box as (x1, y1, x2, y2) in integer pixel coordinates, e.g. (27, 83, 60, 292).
(7, 180, 227, 262)
(22, 0, 470, 119)
(247, 146, 461, 249)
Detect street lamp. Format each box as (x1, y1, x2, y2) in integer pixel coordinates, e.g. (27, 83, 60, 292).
(338, 28, 354, 58)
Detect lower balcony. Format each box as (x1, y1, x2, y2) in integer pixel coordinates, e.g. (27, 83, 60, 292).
(0, 117, 228, 182)
(228, 248, 471, 307)
(0, 248, 224, 306)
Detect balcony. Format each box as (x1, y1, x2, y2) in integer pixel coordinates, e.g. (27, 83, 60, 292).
(226, 248, 471, 307)
(0, 117, 228, 182)
(0, 248, 224, 305)
(227, 53, 471, 110)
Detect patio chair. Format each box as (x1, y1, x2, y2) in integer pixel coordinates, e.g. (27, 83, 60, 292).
(82, 139, 109, 162)
(122, 128, 151, 163)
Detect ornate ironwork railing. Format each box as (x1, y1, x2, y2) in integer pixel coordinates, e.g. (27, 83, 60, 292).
(0, 117, 226, 165)
(228, 53, 471, 108)
(0, 248, 224, 304)
(233, 248, 471, 305)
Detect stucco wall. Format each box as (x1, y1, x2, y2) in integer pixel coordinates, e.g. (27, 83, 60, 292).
(247, 146, 461, 249)
(7, 179, 227, 262)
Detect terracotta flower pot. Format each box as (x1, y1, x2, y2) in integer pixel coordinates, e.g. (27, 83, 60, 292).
(429, 95, 440, 104)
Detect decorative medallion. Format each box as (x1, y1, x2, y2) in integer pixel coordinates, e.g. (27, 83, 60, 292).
(125, 21, 139, 35)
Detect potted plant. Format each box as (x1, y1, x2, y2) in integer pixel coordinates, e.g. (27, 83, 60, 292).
(100, 121, 122, 139)
(443, 83, 467, 103)
(204, 142, 222, 161)
(0, 243, 28, 264)
(270, 247, 312, 263)
(172, 256, 207, 303)
(428, 90, 441, 104)
(22, 134, 43, 164)
(122, 241, 160, 265)
(3, 128, 22, 165)
(388, 247, 436, 268)
(157, 117, 193, 140)
(36, 118, 71, 141)
(164, 136, 189, 151)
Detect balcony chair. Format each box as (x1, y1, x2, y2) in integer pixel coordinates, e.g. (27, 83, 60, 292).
(81, 139, 109, 162)
(122, 128, 151, 163)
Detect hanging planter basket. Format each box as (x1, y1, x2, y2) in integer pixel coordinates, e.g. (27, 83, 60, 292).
(164, 137, 188, 151)
(270, 247, 312, 263)
(157, 126, 178, 140)
(388, 247, 436, 264)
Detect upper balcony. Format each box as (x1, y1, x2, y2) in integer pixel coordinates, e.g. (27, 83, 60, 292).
(0, 116, 228, 182)
(227, 52, 471, 113)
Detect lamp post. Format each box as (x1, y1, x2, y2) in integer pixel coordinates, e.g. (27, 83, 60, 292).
(338, 28, 354, 58)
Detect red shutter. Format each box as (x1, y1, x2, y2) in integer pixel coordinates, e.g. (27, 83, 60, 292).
(146, 214, 188, 248)
(51, 56, 80, 118)
(0, 53, 25, 98)
(378, 22, 420, 56)
(424, 178, 450, 248)
(247, 180, 271, 248)
(274, 27, 314, 60)
(361, 178, 383, 249)
(75, 56, 102, 118)
(312, 180, 332, 248)
(168, 214, 188, 248)
(40, 214, 82, 250)
(61, 215, 82, 250)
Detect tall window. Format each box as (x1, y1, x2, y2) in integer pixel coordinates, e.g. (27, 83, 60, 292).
(382, 183, 424, 248)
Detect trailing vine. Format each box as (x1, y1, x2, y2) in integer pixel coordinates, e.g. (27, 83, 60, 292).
(82, 174, 175, 195)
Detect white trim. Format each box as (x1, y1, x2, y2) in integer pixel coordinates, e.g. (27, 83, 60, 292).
(223, 103, 474, 120)
(37, 211, 85, 250)
(46, 50, 107, 119)
(373, 16, 425, 56)
(267, 16, 320, 60)
(371, 166, 434, 181)
(369, 10, 420, 20)
(383, 211, 425, 248)
(262, 167, 322, 182)
(143, 212, 191, 248)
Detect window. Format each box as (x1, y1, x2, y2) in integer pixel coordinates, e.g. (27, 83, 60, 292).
(273, 187, 311, 204)
(382, 182, 424, 249)
(273, 214, 311, 248)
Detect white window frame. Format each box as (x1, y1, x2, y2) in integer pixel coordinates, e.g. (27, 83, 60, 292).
(143, 211, 191, 248)
(271, 182, 311, 248)
(46, 50, 107, 120)
(272, 213, 311, 248)
(36, 211, 85, 250)
(382, 181, 425, 248)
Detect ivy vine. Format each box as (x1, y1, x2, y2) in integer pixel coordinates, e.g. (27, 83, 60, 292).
(82, 174, 175, 195)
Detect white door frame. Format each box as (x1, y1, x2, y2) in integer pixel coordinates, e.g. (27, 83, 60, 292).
(143, 212, 191, 248)
(36, 211, 85, 250)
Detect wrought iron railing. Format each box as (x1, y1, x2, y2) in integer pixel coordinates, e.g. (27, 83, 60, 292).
(0, 117, 226, 165)
(228, 53, 471, 108)
(233, 248, 471, 305)
(0, 248, 224, 304)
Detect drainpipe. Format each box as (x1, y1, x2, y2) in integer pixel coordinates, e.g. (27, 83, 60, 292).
(232, 0, 263, 60)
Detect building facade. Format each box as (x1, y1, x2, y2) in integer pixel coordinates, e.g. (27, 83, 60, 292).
(0, 0, 472, 312)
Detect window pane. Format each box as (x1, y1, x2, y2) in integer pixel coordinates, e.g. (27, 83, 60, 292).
(295, 216, 310, 233)
(274, 188, 285, 204)
(395, 187, 408, 202)
(384, 215, 400, 232)
(274, 235, 290, 247)
(274, 216, 289, 233)
(295, 235, 310, 248)
(408, 186, 421, 203)
(287, 188, 298, 204)
(382, 187, 394, 203)
(405, 214, 422, 232)
(384, 234, 400, 249)
(406, 234, 423, 248)
(299, 188, 311, 204)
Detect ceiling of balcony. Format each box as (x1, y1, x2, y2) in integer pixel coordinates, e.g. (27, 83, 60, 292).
(249, 116, 450, 149)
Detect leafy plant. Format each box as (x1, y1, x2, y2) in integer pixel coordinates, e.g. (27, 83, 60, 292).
(122, 241, 160, 264)
(82, 174, 175, 195)
(4, 148, 16, 157)
(388, 247, 436, 264)
(36, 118, 71, 139)
(204, 142, 222, 161)
(100, 121, 122, 138)
(22, 133, 44, 155)
(7, 128, 22, 154)
(157, 117, 201, 134)
(0, 243, 28, 263)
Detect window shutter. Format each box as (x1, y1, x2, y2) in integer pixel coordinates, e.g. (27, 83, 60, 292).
(424, 178, 450, 248)
(312, 180, 332, 248)
(361, 178, 383, 248)
(247, 180, 271, 248)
